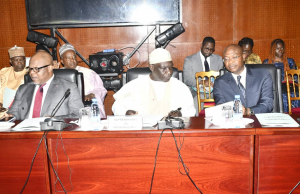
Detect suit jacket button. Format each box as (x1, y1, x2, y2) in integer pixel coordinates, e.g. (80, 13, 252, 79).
(22, 107, 24, 110)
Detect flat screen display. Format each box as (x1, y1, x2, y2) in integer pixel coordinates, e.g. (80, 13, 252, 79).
(25, 0, 182, 29)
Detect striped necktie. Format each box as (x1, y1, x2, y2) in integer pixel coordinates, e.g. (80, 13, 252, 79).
(237, 75, 246, 99)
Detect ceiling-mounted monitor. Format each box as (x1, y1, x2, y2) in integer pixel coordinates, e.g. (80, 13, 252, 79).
(25, 0, 182, 29)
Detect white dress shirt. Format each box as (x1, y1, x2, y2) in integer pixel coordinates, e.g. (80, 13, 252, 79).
(27, 75, 54, 118)
(199, 52, 211, 71)
(231, 66, 247, 89)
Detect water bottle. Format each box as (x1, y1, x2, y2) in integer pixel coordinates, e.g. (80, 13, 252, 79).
(233, 95, 243, 121)
(90, 98, 100, 129)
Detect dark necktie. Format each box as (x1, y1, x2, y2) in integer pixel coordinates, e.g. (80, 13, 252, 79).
(32, 83, 46, 118)
(237, 75, 246, 99)
(204, 57, 210, 72)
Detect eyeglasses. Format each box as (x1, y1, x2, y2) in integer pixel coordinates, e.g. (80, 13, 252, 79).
(26, 64, 50, 73)
(223, 55, 241, 63)
(204, 48, 215, 52)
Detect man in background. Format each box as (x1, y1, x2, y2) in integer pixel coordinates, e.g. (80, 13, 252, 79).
(5, 52, 83, 119)
(238, 37, 262, 64)
(0, 46, 27, 116)
(183, 36, 223, 113)
(214, 44, 273, 115)
(112, 48, 196, 117)
(59, 44, 107, 118)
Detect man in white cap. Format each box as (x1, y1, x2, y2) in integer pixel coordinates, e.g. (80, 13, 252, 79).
(59, 43, 107, 118)
(0, 45, 27, 115)
(112, 48, 196, 117)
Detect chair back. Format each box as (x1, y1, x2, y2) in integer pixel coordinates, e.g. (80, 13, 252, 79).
(24, 69, 85, 102)
(121, 67, 183, 85)
(245, 64, 283, 113)
(195, 71, 219, 113)
(286, 69, 300, 114)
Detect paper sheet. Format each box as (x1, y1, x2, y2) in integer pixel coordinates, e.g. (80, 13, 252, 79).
(12, 117, 48, 131)
(3, 87, 16, 108)
(255, 113, 300, 127)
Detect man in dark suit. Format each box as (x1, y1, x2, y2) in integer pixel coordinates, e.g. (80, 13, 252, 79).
(5, 52, 84, 120)
(214, 44, 273, 115)
(183, 36, 223, 113)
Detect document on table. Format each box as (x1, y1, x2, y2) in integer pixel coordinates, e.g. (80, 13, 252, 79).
(3, 87, 16, 108)
(12, 117, 48, 131)
(255, 113, 300, 127)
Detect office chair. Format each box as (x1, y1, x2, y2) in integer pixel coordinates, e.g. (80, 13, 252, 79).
(195, 71, 219, 115)
(24, 69, 85, 103)
(286, 69, 300, 114)
(121, 67, 183, 86)
(245, 64, 283, 113)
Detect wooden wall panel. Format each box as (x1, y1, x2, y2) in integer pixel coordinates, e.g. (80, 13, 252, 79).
(1, 0, 300, 115)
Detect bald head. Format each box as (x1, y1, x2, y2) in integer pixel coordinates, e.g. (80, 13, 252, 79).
(29, 52, 54, 85)
(223, 44, 244, 75)
(223, 44, 243, 56)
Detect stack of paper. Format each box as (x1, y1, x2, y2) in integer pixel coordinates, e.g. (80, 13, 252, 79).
(12, 117, 47, 131)
(255, 113, 300, 127)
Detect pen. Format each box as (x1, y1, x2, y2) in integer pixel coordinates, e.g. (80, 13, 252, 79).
(7, 117, 16, 122)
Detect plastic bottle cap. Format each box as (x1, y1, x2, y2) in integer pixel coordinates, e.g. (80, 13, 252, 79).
(235, 95, 240, 98)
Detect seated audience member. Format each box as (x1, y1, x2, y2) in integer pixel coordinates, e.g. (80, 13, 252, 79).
(36, 44, 60, 69)
(263, 39, 298, 113)
(4, 52, 83, 120)
(0, 46, 27, 117)
(238, 37, 262, 64)
(112, 48, 196, 117)
(214, 44, 273, 115)
(183, 36, 223, 113)
(59, 44, 107, 118)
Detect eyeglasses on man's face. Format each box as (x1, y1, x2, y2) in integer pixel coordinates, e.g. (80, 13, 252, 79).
(26, 64, 50, 73)
(223, 55, 241, 63)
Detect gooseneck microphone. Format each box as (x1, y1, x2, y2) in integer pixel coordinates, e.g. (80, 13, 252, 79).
(50, 89, 71, 118)
(42, 89, 70, 130)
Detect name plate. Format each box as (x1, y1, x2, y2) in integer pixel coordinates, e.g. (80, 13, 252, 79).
(107, 116, 143, 131)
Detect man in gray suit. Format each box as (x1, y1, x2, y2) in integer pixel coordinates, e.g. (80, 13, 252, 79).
(5, 52, 83, 120)
(183, 37, 223, 113)
(214, 44, 273, 115)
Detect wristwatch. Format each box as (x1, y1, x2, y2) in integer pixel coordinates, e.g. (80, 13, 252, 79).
(249, 108, 254, 116)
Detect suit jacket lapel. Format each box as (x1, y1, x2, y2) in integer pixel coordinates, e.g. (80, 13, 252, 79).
(195, 51, 203, 73)
(41, 76, 60, 116)
(24, 83, 35, 119)
(210, 54, 218, 71)
(245, 68, 254, 107)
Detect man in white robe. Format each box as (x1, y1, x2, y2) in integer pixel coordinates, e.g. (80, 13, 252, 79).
(112, 48, 196, 117)
(59, 44, 107, 118)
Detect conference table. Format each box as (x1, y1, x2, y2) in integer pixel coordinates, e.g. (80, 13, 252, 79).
(0, 116, 300, 194)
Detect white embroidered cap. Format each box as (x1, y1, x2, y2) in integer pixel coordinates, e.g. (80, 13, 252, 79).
(149, 48, 172, 65)
(8, 45, 25, 58)
(59, 44, 75, 57)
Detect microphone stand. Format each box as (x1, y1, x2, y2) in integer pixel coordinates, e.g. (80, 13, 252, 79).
(41, 89, 71, 131)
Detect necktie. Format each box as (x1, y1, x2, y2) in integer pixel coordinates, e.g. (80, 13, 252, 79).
(32, 83, 46, 118)
(237, 75, 246, 99)
(204, 57, 210, 72)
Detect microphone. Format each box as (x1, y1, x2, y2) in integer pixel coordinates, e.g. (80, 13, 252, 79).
(41, 89, 71, 131)
(50, 89, 70, 118)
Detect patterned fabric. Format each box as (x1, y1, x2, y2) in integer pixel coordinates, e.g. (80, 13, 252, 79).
(245, 53, 262, 64)
(237, 75, 246, 99)
(263, 58, 299, 113)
